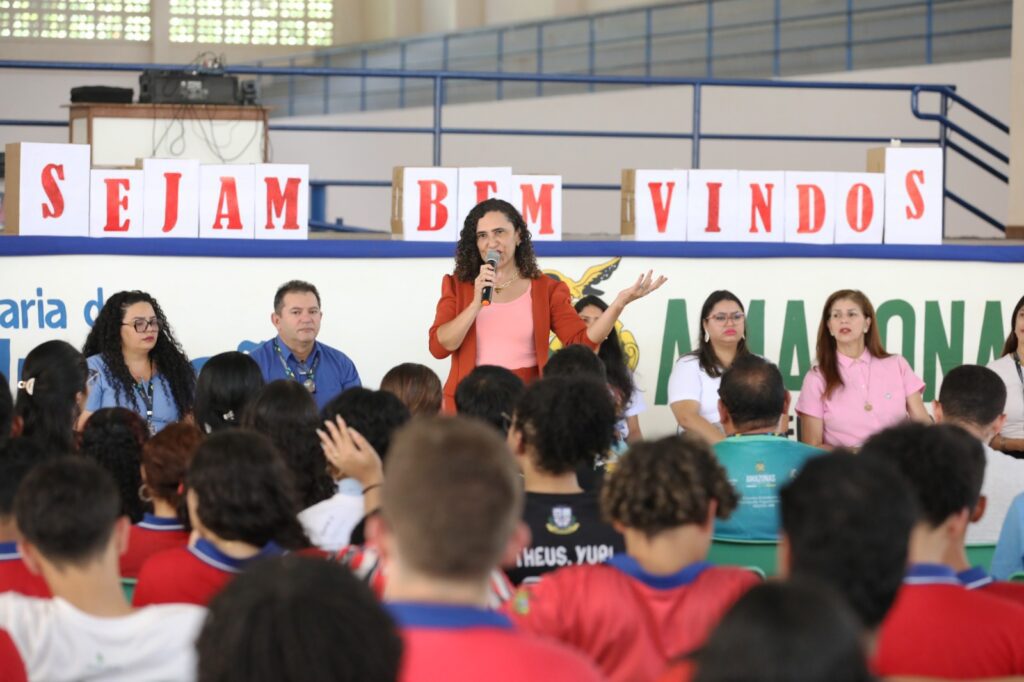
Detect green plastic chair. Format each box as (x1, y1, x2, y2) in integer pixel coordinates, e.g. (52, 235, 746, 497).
(965, 544, 996, 572)
(1008, 572, 1024, 583)
(121, 578, 137, 603)
(707, 539, 778, 578)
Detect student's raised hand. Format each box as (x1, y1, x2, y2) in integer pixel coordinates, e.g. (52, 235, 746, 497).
(615, 270, 668, 307)
(317, 415, 383, 488)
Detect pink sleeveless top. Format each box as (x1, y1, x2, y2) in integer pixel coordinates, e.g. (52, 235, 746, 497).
(475, 283, 537, 370)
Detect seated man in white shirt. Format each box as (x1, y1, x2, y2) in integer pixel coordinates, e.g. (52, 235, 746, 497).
(0, 457, 205, 682)
(933, 364, 1024, 546)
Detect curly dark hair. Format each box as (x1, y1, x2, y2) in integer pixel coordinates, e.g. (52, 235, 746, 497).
(511, 376, 617, 476)
(575, 295, 637, 409)
(601, 434, 739, 536)
(453, 198, 542, 282)
(15, 340, 88, 455)
(82, 290, 195, 419)
(187, 430, 309, 550)
(242, 380, 335, 509)
(79, 407, 149, 523)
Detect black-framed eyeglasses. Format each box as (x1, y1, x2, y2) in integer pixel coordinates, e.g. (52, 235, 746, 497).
(122, 318, 160, 333)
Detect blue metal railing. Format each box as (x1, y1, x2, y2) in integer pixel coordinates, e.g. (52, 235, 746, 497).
(0, 59, 1009, 234)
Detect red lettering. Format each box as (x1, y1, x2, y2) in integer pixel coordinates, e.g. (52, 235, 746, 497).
(265, 177, 302, 230)
(647, 182, 676, 233)
(521, 183, 554, 234)
(474, 180, 498, 205)
(417, 180, 449, 231)
(103, 178, 130, 232)
(796, 184, 826, 233)
(40, 163, 65, 219)
(161, 172, 182, 233)
(845, 183, 874, 232)
(705, 182, 722, 233)
(748, 183, 774, 233)
(213, 177, 243, 230)
(905, 170, 926, 220)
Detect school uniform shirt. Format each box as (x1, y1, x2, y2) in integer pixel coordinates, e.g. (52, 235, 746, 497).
(990, 354, 1024, 439)
(958, 566, 1024, 607)
(249, 336, 361, 410)
(505, 491, 625, 586)
(0, 543, 49, 598)
(615, 380, 647, 441)
(992, 492, 1024, 579)
(0, 629, 26, 682)
(796, 351, 924, 448)
(966, 441, 1024, 545)
(0, 592, 204, 682)
(873, 564, 1024, 679)
(667, 355, 724, 433)
(506, 556, 760, 682)
(119, 514, 190, 579)
(86, 355, 181, 433)
(132, 538, 285, 606)
(299, 492, 365, 552)
(388, 602, 603, 682)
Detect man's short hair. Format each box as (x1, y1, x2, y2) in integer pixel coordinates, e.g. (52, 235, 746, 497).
(779, 452, 916, 629)
(382, 417, 522, 582)
(454, 366, 525, 434)
(860, 422, 985, 528)
(719, 355, 786, 430)
(197, 556, 402, 682)
(14, 457, 121, 566)
(273, 280, 321, 313)
(543, 344, 606, 381)
(322, 388, 411, 459)
(938, 364, 1007, 428)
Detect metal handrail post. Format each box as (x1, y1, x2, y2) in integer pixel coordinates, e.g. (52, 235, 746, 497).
(287, 57, 296, 116)
(497, 29, 505, 100)
(536, 24, 544, 97)
(399, 43, 407, 109)
(644, 7, 653, 80)
(925, 0, 934, 64)
(940, 91, 948, 237)
(588, 17, 596, 93)
(322, 53, 330, 115)
(360, 49, 367, 112)
(773, 0, 782, 77)
(433, 76, 443, 166)
(692, 82, 702, 169)
(846, 0, 854, 70)
(705, 0, 714, 77)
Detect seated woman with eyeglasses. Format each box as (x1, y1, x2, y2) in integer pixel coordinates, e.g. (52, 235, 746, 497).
(668, 291, 751, 444)
(79, 291, 196, 434)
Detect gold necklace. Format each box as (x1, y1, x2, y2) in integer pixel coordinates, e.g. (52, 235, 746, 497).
(493, 273, 519, 294)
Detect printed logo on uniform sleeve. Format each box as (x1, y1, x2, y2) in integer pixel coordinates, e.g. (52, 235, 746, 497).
(546, 505, 580, 535)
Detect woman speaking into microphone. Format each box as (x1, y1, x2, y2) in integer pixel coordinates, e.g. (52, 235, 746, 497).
(429, 198, 665, 412)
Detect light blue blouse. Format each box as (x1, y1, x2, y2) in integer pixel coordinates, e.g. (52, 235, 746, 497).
(85, 355, 182, 433)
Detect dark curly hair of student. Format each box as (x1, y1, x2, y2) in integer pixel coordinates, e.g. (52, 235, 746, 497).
(511, 376, 617, 475)
(194, 352, 265, 434)
(322, 388, 411, 461)
(141, 422, 203, 527)
(602, 434, 739, 536)
(452, 199, 542, 282)
(242, 380, 334, 509)
(79, 407, 149, 523)
(187, 430, 309, 550)
(454, 365, 525, 435)
(197, 556, 402, 682)
(14, 340, 88, 455)
(575, 295, 637, 408)
(688, 291, 750, 378)
(81, 290, 196, 419)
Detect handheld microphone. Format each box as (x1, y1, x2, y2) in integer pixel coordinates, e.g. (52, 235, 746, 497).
(481, 250, 498, 306)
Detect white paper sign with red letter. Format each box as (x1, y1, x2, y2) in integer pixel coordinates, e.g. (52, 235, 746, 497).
(255, 164, 309, 240)
(143, 158, 200, 238)
(784, 172, 836, 244)
(514, 174, 562, 241)
(457, 167, 513, 232)
(199, 165, 256, 239)
(11, 142, 92, 237)
(739, 171, 785, 243)
(397, 167, 460, 242)
(89, 169, 144, 238)
(883, 147, 943, 245)
(834, 173, 884, 244)
(634, 170, 687, 241)
(686, 170, 739, 242)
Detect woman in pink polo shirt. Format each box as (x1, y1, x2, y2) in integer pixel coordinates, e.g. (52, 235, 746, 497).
(796, 289, 929, 449)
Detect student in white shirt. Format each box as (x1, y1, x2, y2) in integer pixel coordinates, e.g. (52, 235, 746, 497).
(0, 457, 204, 682)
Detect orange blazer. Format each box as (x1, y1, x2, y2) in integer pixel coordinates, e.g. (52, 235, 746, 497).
(429, 274, 598, 410)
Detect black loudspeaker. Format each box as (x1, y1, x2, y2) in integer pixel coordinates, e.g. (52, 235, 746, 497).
(139, 70, 240, 105)
(239, 80, 260, 106)
(70, 86, 134, 104)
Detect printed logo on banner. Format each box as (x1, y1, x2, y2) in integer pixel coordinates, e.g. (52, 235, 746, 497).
(834, 173, 884, 244)
(514, 174, 562, 241)
(784, 172, 836, 244)
(687, 170, 739, 242)
(142, 158, 200, 238)
(89, 169, 144, 238)
(739, 171, 785, 243)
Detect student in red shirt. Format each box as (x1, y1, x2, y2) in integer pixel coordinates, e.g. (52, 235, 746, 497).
(0, 440, 50, 598)
(133, 430, 309, 606)
(361, 417, 602, 682)
(0, 629, 26, 682)
(861, 423, 1024, 679)
(508, 434, 759, 682)
(119, 423, 202, 578)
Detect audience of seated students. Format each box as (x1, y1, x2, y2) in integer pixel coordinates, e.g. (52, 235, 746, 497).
(119, 423, 203, 579)
(712, 355, 821, 540)
(196, 555, 402, 682)
(242, 381, 343, 550)
(380, 363, 443, 417)
(0, 373, 12, 446)
(13, 340, 89, 454)
(860, 423, 1024, 678)
(79, 407, 149, 523)
(508, 434, 759, 682)
(0, 440, 51, 597)
(687, 581, 874, 682)
(193, 351, 265, 434)
(933, 364, 1024, 546)
(504, 375, 625, 585)
(133, 430, 309, 606)
(372, 417, 603, 681)
(454, 365, 525, 435)
(0, 457, 205, 681)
